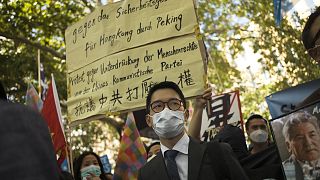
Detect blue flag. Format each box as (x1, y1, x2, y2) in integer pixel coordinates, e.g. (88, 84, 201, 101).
(274, 0, 282, 26)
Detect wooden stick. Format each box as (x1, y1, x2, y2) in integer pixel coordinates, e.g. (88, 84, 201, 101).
(37, 49, 41, 98)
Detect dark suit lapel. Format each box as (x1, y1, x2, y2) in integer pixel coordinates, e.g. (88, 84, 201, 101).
(154, 151, 170, 180)
(188, 138, 207, 180)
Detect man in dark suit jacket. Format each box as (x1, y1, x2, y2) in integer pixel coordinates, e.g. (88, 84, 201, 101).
(302, 6, 320, 63)
(138, 81, 248, 180)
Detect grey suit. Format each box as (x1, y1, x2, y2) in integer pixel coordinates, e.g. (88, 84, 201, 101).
(138, 137, 248, 180)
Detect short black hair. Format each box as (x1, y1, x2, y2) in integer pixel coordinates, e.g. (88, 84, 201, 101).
(146, 81, 186, 115)
(245, 114, 267, 130)
(302, 7, 320, 50)
(146, 141, 160, 154)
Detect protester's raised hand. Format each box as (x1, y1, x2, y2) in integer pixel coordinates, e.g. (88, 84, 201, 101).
(86, 173, 101, 180)
(193, 87, 213, 109)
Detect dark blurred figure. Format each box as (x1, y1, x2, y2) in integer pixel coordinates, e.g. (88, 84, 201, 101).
(213, 124, 249, 160)
(73, 151, 107, 180)
(0, 101, 60, 180)
(302, 6, 320, 63)
(59, 171, 74, 180)
(240, 143, 284, 180)
(0, 81, 7, 101)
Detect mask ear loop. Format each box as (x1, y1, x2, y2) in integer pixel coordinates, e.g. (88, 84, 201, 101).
(182, 108, 190, 129)
(145, 114, 156, 129)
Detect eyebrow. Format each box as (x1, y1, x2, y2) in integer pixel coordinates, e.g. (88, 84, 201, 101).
(151, 98, 181, 103)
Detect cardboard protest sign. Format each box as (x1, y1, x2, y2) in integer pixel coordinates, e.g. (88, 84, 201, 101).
(66, 0, 207, 123)
(200, 90, 243, 142)
(65, 0, 198, 72)
(270, 100, 320, 179)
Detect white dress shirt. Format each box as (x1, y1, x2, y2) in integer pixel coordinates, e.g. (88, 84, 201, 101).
(161, 133, 189, 180)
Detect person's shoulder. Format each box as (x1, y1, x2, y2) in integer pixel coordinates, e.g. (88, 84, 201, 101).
(0, 101, 43, 122)
(0, 101, 36, 113)
(140, 153, 162, 171)
(189, 136, 207, 145)
(206, 141, 232, 151)
(188, 136, 209, 151)
(189, 137, 232, 153)
(139, 153, 163, 179)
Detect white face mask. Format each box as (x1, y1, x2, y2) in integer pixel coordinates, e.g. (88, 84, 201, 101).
(151, 107, 185, 139)
(80, 165, 101, 180)
(249, 129, 268, 143)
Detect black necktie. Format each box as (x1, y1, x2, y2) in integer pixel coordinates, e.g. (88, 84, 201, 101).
(165, 150, 180, 180)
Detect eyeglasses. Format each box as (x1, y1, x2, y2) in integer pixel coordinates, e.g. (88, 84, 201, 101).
(150, 98, 183, 113)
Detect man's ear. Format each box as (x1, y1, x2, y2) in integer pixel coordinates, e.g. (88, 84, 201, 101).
(184, 109, 189, 122)
(146, 115, 153, 128)
(286, 141, 292, 154)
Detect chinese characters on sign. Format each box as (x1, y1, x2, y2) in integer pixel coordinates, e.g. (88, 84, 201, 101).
(67, 34, 206, 122)
(201, 90, 243, 142)
(66, 0, 206, 123)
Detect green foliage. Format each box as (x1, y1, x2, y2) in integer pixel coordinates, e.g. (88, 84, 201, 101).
(71, 120, 120, 159)
(198, 0, 320, 118)
(0, 0, 91, 102)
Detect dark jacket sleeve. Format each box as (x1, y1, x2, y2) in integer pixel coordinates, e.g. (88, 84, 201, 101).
(221, 143, 249, 180)
(138, 168, 143, 180)
(207, 142, 249, 180)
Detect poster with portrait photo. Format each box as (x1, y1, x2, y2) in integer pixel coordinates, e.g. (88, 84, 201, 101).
(270, 100, 320, 180)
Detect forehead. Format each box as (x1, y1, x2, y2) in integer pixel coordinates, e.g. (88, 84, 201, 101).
(292, 122, 318, 134)
(149, 144, 160, 153)
(151, 88, 180, 102)
(82, 154, 98, 162)
(248, 118, 266, 127)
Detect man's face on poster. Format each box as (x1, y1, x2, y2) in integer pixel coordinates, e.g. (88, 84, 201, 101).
(287, 122, 320, 162)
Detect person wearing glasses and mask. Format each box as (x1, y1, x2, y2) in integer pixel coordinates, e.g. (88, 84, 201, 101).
(138, 81, 248, 180)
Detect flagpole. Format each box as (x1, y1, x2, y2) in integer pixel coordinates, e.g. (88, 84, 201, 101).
(68, 127, 74, 176)
(37, 49, 41, 98)
(65, 144, 72, 174)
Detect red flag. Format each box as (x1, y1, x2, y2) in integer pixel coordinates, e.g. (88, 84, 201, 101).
(41, 74, 66, 165)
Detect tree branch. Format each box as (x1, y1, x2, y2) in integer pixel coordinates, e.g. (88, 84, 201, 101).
(0, 31, 66, 60)
(99, 116, 124, 137)
(207, 36, 256, 42)
(80, 0, 95, 12)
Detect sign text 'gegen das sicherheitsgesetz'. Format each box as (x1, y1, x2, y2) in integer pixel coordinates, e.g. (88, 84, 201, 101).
(66, 0, 206, 122)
